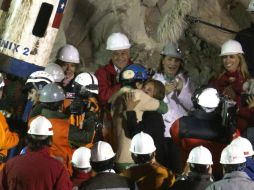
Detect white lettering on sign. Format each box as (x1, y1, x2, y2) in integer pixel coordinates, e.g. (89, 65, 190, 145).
(0, 38, 30, 56)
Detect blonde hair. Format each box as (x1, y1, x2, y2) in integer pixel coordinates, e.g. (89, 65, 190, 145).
(238, 54, 250, 79)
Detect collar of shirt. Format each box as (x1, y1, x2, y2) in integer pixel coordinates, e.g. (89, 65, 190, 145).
(114, 65, 121, 74)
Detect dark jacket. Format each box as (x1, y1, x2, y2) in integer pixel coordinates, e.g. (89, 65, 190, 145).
(126, 110, 167, 166)
(0, 147, 72, 190)
(121, 162, 175, 190)
(61, 76, 75, 94)
(205, 171, 254, 190)
(170, 110, 229, 180)
(245, 157, 254, 181)
(170, 172, 212, 190)
(79, 171, 138, 190)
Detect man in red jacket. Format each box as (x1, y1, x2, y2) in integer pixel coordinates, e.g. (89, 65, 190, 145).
(95, 32, 133, 143)
(95, 32, 132, 106)
(0, 116, 72, 190)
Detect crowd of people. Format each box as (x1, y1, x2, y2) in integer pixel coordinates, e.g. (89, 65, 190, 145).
(1, 2, 254, 190)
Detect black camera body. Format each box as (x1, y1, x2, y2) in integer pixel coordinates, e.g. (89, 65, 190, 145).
(69, 83, 94, 115)
(219, 96, 238, 142)
(70, 97, 88, 115)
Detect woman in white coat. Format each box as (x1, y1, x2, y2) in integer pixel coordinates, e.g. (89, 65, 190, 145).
(153, 42, 194, 174)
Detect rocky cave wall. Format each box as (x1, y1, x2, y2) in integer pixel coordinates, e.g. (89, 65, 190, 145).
(51, 0, 253, 86)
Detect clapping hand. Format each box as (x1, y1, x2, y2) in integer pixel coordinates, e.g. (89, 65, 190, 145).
(247, 96, 254, 109)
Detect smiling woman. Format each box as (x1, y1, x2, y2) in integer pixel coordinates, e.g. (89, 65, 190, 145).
(153, 42, 194, 173)
(209, 39, 249, 107)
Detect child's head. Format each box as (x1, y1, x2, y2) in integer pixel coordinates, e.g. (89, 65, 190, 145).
(143, 79, 165, 100)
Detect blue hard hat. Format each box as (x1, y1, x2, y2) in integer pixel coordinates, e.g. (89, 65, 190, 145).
(119, 64, 148, 85)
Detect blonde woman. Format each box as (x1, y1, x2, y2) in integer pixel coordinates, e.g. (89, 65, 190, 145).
(210, 39, 250, 107)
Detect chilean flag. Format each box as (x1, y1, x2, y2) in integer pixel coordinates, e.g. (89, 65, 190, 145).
(52, 0, 67, 28)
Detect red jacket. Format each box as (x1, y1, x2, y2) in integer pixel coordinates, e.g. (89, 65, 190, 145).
(210, 71, 252, 133)
(29, 110, 75, 175)
(209, 71, 246, 106)
(0, 147, 72, 190)
(71, 169, 91, 188)
(95, 61, 132, 106)
(238, 106, 254, 133)
(95, 62, 121, 106)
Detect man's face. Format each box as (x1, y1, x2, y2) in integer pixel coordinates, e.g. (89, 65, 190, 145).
(111, 49, 130, 70)
(61, 62, 77, 77)
(28, 88, 39, 105)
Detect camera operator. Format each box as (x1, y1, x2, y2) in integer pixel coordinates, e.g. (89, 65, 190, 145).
(67, 72, 102, 148)
(170, 87, 235, 180)
(29, 83, 97, 175)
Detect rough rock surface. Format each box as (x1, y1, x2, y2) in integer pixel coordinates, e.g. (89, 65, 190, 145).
(52, 0, 253, 86)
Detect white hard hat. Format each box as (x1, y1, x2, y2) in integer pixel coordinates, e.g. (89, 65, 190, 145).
(72, 147, 91, 168)
(198, 88, 220, 108)
(220, 144, 246, 164)
(129, 132, 156, 154)
(0, 73, 5, 88)
(39, 83, 65, 103)
(161, 42, 182, 59)
(247, 0, 254, 12)
(187, 146, 213, 165)
(220, 39, 244, 56)
(57, 44, 80, 63)
(106, 32, 131, 51)
(26, 71, 55, 85)
(74, 72, 99, 94)
(231, 137, 254, 157)
(45, 63, 65, 83)
(28, 116, 53, 136)
(91, 141, 115, 162)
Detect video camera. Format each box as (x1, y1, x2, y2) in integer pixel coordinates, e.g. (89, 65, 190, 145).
(68, 83, 99, 115)
(69, 96, 87, 115)
(220, 96, 238, 141)
(66, 84, 91, 115)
